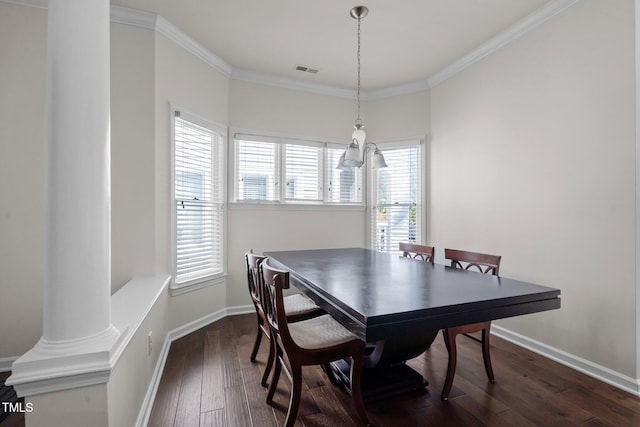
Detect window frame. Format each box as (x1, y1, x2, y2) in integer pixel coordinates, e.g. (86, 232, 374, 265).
(235, 137, 282, 202)
(170, 105, 227, 295)
(230, 130, 364, 206)
(368, 138, 426, 254)
(283, 140, 324, 202)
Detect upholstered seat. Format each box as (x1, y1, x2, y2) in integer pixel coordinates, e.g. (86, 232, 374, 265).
(245, 252, 323, 388)
(261, 260, 370, 427)
(283, 293, 321, 318)
(288, 314, 358, 350)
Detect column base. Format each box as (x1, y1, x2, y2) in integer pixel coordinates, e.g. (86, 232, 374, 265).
(6, 325, 123, 397)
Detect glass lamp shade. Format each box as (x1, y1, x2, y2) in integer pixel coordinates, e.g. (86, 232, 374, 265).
(343, 159, 363, 168)
(370, 148, 388, 169)
(344, 141, 363, 167)
(336, 151, 347, 169)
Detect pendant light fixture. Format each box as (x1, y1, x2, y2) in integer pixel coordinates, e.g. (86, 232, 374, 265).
(338, 5, 387, 169)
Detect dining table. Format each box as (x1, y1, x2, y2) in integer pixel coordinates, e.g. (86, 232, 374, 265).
(264, 247, 561, 401)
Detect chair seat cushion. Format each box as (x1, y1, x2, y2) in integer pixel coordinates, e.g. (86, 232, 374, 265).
(289, 314, 357, 350)
(283, 293, 319, 316)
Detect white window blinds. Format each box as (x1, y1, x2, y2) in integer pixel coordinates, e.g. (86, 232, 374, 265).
(236, 139, 280, 201)
(285, 143, 322, 201)
(174, 111, 225, 286)
(233, 134, 362, 204)
(370, 142, 422, 253)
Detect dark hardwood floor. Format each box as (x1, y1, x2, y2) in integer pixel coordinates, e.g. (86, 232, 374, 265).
(0, 372, 24, 427)
(149, 313, 640, 427)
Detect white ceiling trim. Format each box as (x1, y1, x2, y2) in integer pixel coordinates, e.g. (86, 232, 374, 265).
(0, 0, 45, 8)
(154, 15, 233, 77)
(111, 4, 156, 30)
(3, 0, 582, 99)
(0, 0, 235, 78)
(428, 0, 583, 87)
(231, 68, 430, 101)
(231, 68, 356, 100)
(367, 80, 431, 101)
(111, 5, 234, 77)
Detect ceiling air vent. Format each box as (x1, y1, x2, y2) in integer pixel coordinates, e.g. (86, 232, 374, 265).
(295, 65, 319, 74)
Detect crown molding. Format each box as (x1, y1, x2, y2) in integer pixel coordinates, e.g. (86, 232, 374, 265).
(111, 4, 157, 30)
(154, 15, 233, 78)
(1, 0, 583, 100)
(366, 79, 431, 101)
(231, 69, 430, 101)
(0, 0, 46, 8)
(428, 0, 583, 88)
(1, 0, 234, 79)
(112, 4, 233, 78)
(231, 68, 356, 100)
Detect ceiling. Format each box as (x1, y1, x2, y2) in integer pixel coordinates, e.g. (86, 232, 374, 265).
(111, 0, 554, 91)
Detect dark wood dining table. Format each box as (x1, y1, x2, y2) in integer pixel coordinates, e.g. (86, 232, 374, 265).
(265, 247, 561, 401)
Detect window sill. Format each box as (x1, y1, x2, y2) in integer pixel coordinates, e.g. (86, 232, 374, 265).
(228, 202, 366, 212)
(170, 274, 226, 296)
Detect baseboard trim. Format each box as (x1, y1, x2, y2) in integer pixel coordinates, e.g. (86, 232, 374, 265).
(491, 325, 640, 397)
(135, 305, 254, 426)
(134, 331, 172, 427)
(0, 356, 18, 373)
(135, 308, 640, 426)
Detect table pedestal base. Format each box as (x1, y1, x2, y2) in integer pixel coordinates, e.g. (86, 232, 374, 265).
(330, 359, 428, 403)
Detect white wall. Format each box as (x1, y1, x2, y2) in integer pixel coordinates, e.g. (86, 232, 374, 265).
(226, 81, 367, 307)
(0, 2, 46, 362)
(0, 3, 163, 361)
(430, 0, 636, 376)
(107, 284, 169, 427)
(366, 90, 430, 143)
(153, 34, 229, 329)
(26, 384, 109, 427)
(111, 23, 156, 292)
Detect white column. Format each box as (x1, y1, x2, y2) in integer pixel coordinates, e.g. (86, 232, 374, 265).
(43, 0, 116, 343)
(7, 0, 120, 401)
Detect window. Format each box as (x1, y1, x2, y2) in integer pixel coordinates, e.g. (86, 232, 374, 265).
(236, 139, 280, 201)
(233, 134, 362, 204)
(285, 143, 322, 201)
(172, 109, 226, 291)
(370, 141, 423, 253)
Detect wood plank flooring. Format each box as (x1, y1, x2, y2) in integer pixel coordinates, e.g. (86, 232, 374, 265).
(149, 314, 640, 427)
(0, 372, 23, 427)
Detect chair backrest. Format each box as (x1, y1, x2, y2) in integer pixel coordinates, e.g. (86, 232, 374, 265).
(444, 248, 501, 276)
(399, 242, 435, 263)
(246, 252, 267, 305)
(260, 260, 293, 345)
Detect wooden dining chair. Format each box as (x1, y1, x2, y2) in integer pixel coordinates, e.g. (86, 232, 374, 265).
(441, 248, 502, 400)
(399, 242, 435, 262)
(260, 260, 371, 427)
(245, 252, 323, 387)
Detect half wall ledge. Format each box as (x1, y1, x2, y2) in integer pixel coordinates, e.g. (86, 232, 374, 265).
(6, 274, 170, 397)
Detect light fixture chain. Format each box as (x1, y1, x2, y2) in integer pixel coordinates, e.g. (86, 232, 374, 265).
(356, 15, 361, 123)
(340, 6, 385, 169)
